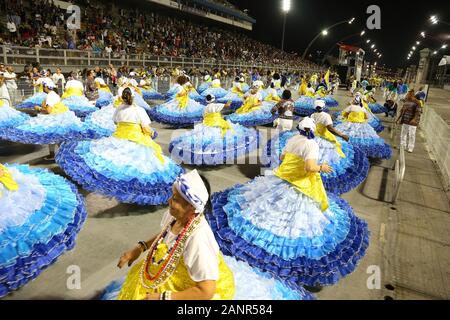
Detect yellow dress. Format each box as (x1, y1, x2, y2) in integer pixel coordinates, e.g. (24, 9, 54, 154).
(315, 123, 345, 158)
(231, 84, 244, 97)
(344, 111, 367, 123)
(274, 153, 329, 211)
(113, 122, 164, 163)
(61, 87, 83, 100)
(235, 95, 261, 114)
(203, 112, 232, 137)
(118, 216, 236, 300)
(0, 164, 19, 196)
(48, 101, 69, 114)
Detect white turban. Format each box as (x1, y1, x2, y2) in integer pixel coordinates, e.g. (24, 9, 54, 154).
(212, 79, 221, 86)
(174, 170, 209, 214)
(42, 78, 56, 89)
(95, 77, 105, 86)
(314, 99, 326, 109)
(297, 117, 316, 133)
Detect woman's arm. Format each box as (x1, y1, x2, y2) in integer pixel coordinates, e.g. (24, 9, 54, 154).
(305, 159, 333, 174)
(146, 281, 216, 300)
(117, 235, 157, 269)
(327, 125, 349, 141)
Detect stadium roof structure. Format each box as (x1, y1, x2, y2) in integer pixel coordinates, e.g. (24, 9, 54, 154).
(190, 0, 256, 24)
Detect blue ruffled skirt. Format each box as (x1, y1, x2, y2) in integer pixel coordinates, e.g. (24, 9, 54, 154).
(0, 111, 95, 144)
(148, 98, 205, 127)
(207, 176, 370, 287)
(262, 131, 370, 195)
(336, 111, 384, 133)
(62, 95, 97, 118)
(369, 103, 388, 114)
(169, 122, 260, 166)
(294, 96, 329, 116)
(95, 90, 114, 108)
(201, 87, 229, 99)
(0, 164, 87, 298)
(56, 136, 183, 205)
(0, 105, 29, 129)
(335, 122, 392, 159)
(217, 92, 244, 111)
(142, 88, 164, 101)
(15, 92, 47, 110)
(99, 254, 314, 300)
(226, 102, 277, 127)
(197, 82, 211, 94)
(323, 96, 339, 108)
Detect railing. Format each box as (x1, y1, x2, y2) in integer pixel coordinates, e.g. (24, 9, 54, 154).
(392, 146, 406, 204)
(0, 45, 324, 74)
(421, 106, 450, 191)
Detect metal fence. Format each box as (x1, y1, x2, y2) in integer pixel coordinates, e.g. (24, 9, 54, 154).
(1, 45, 324, 74)
(421, 106, 450, 191)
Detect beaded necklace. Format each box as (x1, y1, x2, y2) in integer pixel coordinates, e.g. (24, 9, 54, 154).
(139, 213, 202, 290)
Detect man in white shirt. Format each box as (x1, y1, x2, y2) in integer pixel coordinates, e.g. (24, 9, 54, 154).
(3, 66, 18, 105)
(52, 68, 66, 95)
(6, 18, 17, 41)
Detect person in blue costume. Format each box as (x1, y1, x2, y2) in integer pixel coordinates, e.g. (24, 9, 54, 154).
(148, 75, 205, 127)
(197, 74, 212, 94)
(315, 83, 339, 108)
(165, 77, 205, 104)
(15, 74, 48, 110)
(56, 88, 182, 206)
(201, 79, 229, 100)
(95, 77, 114, 108)
(139, 78, 164, 101)
(0, 76, 29, 128)
(207, 118, 370, 288)
(264, 100, 370, 195)
(217, 76, 246, 110)
(226, 83, 277, 127)
(0, 163, 87, 298)
(294, 83, 330, 117)
(365, 86, 387, 114)
(126, 79, 152, 112)
(169, 94, 260, 166)
(100, 170, 313, 300)
(0, 79, 93, 145)
(60, 76, 97, 118)
(335, 95, 392, 159)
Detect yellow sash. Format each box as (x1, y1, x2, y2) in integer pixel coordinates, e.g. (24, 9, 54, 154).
(274, 153, 329, 211)
(203, 112, 233, 136)
(61, 87, 83, 99)
(0, 100, 4, 107)
(231, 84, 244, 97)
(175, 89, 189, 109)
(132, 86, 143, 96)
(0, 164, 19, 196)
(345, 111, 367, 123)
(49, 101, 69, 114)
(114, 97, 123, 108)
(235, 96, 261, 114)
(315, 123, 345, 158)
(113, 122, 164, 163)
(265, 93, 281, 103)
(305, 90, 315, 98)
(141, 85, 152, 91)
(211, 82, 221, 89)
(98, 84, 111, 93)
(117, 243, 235, 300)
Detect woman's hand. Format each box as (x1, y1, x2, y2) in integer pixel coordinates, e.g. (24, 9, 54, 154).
(117, 246, 143, 269)
(144, 293, 160, 300)
(320, 163, 333, 174)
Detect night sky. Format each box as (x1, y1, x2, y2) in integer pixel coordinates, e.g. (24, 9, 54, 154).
(228, 0, 450, 68)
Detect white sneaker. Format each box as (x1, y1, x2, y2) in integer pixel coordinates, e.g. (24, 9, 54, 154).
(407, 150, 413, 153)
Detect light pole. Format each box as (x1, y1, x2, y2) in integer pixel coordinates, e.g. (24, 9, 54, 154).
(302, 18, 355, 60)
(281, 0, 291, 52)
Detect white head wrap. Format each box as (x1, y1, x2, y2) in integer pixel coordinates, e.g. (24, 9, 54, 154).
(139, 80, 146, 86)
(212, 79, 221, 86)
(314, 99, 326, 109)
(95, 77, 106, 86)
(174, 170, 209, 214)
(204, 75, 211, 81)
(42, 78, 56, 89)
(297, 117, 316, 132)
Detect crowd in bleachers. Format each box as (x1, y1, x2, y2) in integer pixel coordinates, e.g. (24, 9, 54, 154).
(0, 0, 319, 70)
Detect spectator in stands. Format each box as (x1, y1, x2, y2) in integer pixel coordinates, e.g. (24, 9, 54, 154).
(85, 69, 99, 101)
(6, 16, 17, 42)
(52, 67, 66, 95)
(3, 65, 18, 105)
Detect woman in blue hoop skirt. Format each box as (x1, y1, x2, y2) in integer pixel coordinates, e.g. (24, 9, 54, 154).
(148, 75, 205, 127)
(0, 98, 29, 129)
(15, 76, 48, 110)
(335, 96, 392, 159)
(0, 163, 87, 298)
(201, 79, 228, 100)
(365, 86, 387, 114)
(207, 118, 370, 288)
(0, 79, 94, 145)
(60, 78, 97, 118)
(169, 94, 260, 166)
(139, 79, 164, 101)
(56, 88, 182, 206)
(217, 76, 247, 111)
(95, 78, 114, 108)
(263, 100, 370, 195)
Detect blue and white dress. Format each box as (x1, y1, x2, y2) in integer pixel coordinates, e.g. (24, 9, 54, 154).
(365, 93, 386, 114)
(165, 83, 205, 103)
(169, 102, 260, 166)
(226, 92, 277, 127)
(0, 91, 94, 145)
(0, 164, 87, 298)
(95, 87, 114, 108)
(262, 111, 370, 195)
(197, 81, 212, 94)
(217, 81, 248, 110)
(148, 85, 205, 127)
(61, 80, 97, 118)
(15, 78, 47, 110)
(56, 103, 182, 205)
(335, 104, 392, 159)
(207, 135, 370, 287)
(336, 104, 384, 133)
(0, 100, 29, 129)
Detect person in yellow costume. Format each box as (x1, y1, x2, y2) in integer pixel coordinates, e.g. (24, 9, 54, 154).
(235, 85, 263, 114)
(298, 76, 308, 96)
(60, 74, 97, 117)
(265, 82, 282, 103)
(100, 170, 312, 300)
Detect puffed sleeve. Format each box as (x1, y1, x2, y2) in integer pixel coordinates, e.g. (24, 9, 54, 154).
(183, 221, 220, 282)
(304, 140, 320, 160)
(137, 106, 151, 126)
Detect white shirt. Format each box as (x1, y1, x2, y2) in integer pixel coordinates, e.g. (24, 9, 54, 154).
(65, 79, 84, 90)
(283, 135, 319, 161)
(113, 104, 151, 126)
(0, 83, 10, 101)
(311, 112, 333, 127)
(343, 104, 368, 115)
(204, 102, 225, 115)
(52, 73, 66, 85)
(7, 22, 16, 33)
(160, 211, 220, 282)
(3, 71, 17, 89)
(45, 91, 61, 107)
